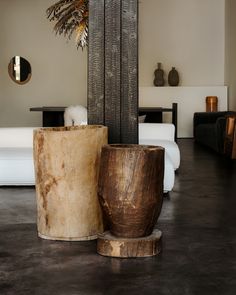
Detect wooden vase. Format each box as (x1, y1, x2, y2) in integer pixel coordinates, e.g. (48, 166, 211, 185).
(33, 125, 108, 241)
(206, 96, 218, 112)
(98, 144, 164, 239)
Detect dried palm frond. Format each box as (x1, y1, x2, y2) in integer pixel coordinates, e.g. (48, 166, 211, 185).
(46, 0, 89, 49)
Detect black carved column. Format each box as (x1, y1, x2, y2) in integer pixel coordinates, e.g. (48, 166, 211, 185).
(88, 0, 138, 144)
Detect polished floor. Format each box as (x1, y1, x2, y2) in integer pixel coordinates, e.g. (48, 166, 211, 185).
(0, 139, 236, 295)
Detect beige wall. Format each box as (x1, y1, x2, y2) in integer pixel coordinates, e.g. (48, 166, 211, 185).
(0, 0, 232, 127)
(139, 0, 225, 87)
(225, 0, 236, 110)
(0, 0, 87, 127)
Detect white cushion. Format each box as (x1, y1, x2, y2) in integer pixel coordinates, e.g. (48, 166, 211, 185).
(163, 153, 175, 192)
(0, 127, 36, 148)
(139, 122, 181, 192)
(0, 127, 37, 185)
(139, 139, 180, 170)
(139, 123, 180, 170)
(139, 123, 175, 141)
(0, 148, 35, 185)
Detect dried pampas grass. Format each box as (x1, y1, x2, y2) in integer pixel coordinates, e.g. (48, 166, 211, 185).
(46, 0, 89, 49)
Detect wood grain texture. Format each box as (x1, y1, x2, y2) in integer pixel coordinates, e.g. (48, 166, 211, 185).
(98, 144, 164, 238)
(105, 0, 121, 143)
(121, 0, 139, 144)
(33, 126, 108, 241)
(88, 0, 105, 125)
(97, 229, 162, 258)
(88, 0, 138, 144)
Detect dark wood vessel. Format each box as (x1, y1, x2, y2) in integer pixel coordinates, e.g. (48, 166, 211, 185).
(98, 144, 164, 239)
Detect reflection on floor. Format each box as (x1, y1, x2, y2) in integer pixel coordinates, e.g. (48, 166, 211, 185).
(0, 139, 236, 295)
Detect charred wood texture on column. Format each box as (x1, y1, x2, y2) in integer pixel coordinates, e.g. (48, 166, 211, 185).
(105, 0, 121, 143)
(121, 0, 138, 144)
(88, 0, 138, 144)
(88, 0, 105, 125)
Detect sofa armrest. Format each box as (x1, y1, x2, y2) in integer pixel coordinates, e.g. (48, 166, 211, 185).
(139, 123, 175, 142)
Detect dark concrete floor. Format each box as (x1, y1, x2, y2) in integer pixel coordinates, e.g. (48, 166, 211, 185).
(0, 139, 236, 295)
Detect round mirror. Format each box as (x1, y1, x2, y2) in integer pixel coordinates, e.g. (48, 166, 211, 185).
(8, 56, 31, 85)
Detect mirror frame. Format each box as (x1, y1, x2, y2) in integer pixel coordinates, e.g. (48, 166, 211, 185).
(8, 56, 32, 85)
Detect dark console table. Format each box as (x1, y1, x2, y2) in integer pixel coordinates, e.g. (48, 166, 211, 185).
(30, 103, 178, 140)
(30, 106, 66, 127)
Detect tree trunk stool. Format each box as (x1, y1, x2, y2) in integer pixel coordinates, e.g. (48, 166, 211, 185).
(33, 125, 107, 241)
(97, 144, 164, 257)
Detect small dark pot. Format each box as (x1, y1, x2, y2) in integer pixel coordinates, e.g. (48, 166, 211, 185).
(154, 62, 165, 86)
(168, 67, 179, 86)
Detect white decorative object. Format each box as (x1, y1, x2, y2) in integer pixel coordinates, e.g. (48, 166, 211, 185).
(64, 105, 88, 126)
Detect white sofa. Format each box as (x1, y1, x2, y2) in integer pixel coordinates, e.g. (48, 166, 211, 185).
(0, 124, 180, 192)
(0, 128, 36, 185)
(64, 105, 180, 192)
(139, 123, 180, 192)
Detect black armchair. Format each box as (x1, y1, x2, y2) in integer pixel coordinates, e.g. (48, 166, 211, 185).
(193, 112, 228, 153)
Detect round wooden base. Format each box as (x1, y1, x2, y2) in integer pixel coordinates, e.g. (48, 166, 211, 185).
(97, 229, 162, 258)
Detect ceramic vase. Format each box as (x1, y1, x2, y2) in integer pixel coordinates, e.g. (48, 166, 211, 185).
(168, 67, 179, 86)
(154, 63, 165, 86)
